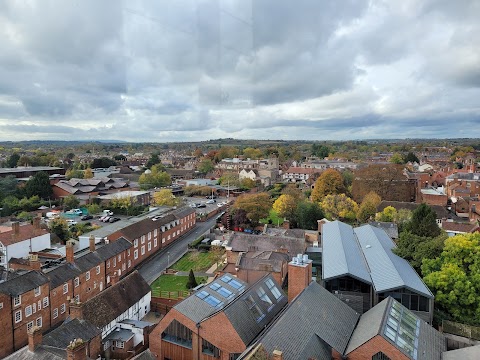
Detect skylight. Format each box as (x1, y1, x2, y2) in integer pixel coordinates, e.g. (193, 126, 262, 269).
(383, 300, 420, 359)
(220, 274, 245, 291)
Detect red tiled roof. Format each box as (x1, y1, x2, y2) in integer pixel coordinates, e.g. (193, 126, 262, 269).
(0, 224, 48, 246)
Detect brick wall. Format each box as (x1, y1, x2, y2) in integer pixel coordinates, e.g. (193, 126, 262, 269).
(73, 263, 105, 302)
(50, 282, 74, 328)
(0, 293, 14, 358)
(347, 334, 408, 360)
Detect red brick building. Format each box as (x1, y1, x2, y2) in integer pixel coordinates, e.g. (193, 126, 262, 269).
(0, 270, 51, 358)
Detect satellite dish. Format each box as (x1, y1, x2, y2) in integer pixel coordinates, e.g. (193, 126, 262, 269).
(451, 197, 458, 203)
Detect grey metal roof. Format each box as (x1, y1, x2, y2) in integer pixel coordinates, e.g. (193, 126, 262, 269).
(44, 262, 81, 289)
(104, 329, 134, 342)
(120, 319, 153, 329)
(443, 344, 480, 360)
(322, 221, 371, 284)
(95, 237, 132, 261)
(354, 225, 433, 298)
(0, 270, 49, 296)
(258, 282, 360, 358)
(42, 318, 101, 349)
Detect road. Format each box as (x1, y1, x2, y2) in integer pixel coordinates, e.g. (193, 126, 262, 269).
(137, 215, 219, 284)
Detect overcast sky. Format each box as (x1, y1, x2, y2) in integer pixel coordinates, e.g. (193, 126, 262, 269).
(0, 0, 479, 142)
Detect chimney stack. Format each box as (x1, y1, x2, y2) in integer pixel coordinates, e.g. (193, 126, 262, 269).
(272, 350, 284, 360)
(66, 338, 87, 360)
(33, 217, 41, 230)
(282, 220, 290, 229)
(66, 241, 75, 264)
(28, 326, 42, 352)
(12, 222, 20, 235)
(69, 300, 83, 320)
(288, 254, 312, 303)
(89, 235, 95, 252)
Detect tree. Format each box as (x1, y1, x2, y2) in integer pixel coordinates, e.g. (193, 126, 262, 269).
(357, 191, 381, 223)
(243, 147, 263, 159)
(145, 153, 161, 169)
(6, 153, 20, 168)
(272, 194, 297, 220)
(0, 175, 18, 202)
(390, 153, 404, 164)
(139, 165, 171, 189)
(63, 195, 80, 210)
(66, 169, 84, 180)
(233, 192, 272, 224)
(321, 194, 358, 221)
(91, 157, 117, 168)
(394, 231, 447, 271)
(422, 233, 480, 324)
(294, 201, 324, 230)
(210, 246, 225, 269)
(186, 269, 198, 289)
(311, 144, 330, 158)
(49, 218, 70, 243)
(403, 152, 419, 164)
(218, 172, 240, 187)
(232, 208, 249, 227)
(193, 148, 203, 158)
(240, 178, 256, 190)
(376, 206, 397, 222)
(24, 171, 53, 199)
(404, 203, 441, 238)
(153, 189, 178, 206)
(198, 158, 215, 174)
(84, 168, 94, 179)
(110, 195, 135, 213)
(311, 169, 345, 202)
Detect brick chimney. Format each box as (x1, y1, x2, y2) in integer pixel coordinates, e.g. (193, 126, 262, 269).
(33, 217, 41, 230)
(282, 220, 290, 229)
(272, 350, 284, 360)
(89, 235, 95, 252)
(28, 326, 42, 352)
(288, 254, 312, 303)
(69, 300, 83, 320)
(66, 241, 74, 264)
(29, 254, 42, 271)
(67, 338, 87, 360)
(317, 219, 325, 234)
(11, 222, 20, 240)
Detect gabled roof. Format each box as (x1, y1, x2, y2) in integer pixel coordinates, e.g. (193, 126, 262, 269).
(354, 225, 433, 298)
(82, 271, 150, 328)
(346, 297, 445, 359)
(322, 221, 371, 284)
(0, 223, 48, 246)
(257, 282, 360, 358)
(42, 318, 101, 349)
(44, 262, 81, 289)
(0, 270, 49, 296)
(228, 233, 305, 260)
(74, 252, 102, 272)
(95, 237, 132, 261)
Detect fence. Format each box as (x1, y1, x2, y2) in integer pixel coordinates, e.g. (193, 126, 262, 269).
(442, 320, 480, 341)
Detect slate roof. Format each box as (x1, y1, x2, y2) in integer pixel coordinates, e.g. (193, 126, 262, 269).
(369, 221, 399, 239)
(3, 346, 65, 360)
(346, 297, 445, 359)
(131, 349, 156, 360)
(0, 270, 49, 296)
(441, 221, 479, 233)
(172, 207, 196, 219)
(443, 344, 480, 360)
(257, 282, 360, 359)
(354, 225, 433, 298)
(238, 251, 289, 273)
(42, 318, 101, 349)
(95, 237, 132, 261)
(74, 251, 102, 272)
(228, 233, 306, 260)
(322, 221, 371, 284)
(44, 262, 81, 289)
(82, 271, 151, 328)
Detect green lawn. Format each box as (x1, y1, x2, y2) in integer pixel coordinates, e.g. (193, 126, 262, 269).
(260, 209, 283, 226)
(171, 251, 216, 272)
(151, 275, 207, 297)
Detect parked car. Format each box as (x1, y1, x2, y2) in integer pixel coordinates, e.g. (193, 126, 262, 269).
(71, 208, 83, 215)
(102, 209, 114, 216)
(101, 216, 111, 222)
(66, 220, 78, 226)
(81, 215, 93, 221)
(206, 199, 216, 204)
(197, 203, 206, 208)
(108, 217, 120, 223)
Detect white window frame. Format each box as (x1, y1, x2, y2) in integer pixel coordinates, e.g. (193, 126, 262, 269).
(148, 232, 152, 240)
(134, 239, 138, 247)
(60, 303, 66, 314)
(53, 308, 58, 319)
(33, 302, 36, 313)
(74, 277, 80, 287)
(107, 260, 110, 268)
(141, 235, 145, 244)
(113, 257, 116, 267)
(96, 265, 101, 274)
(154, 229, 157, 237)
(0, 302, 3, 309)
(27, 321, 34, 332)
(34, 286, 41, 297)
(118, 254, 121, 262)
(134, 250, 138, 260)
(37, 300, 41, 310)
(42, 297, 49, 308)
(148, 242, 151, 251)
(13, 295, 21, 307)
(63, 283, 68, 294)
(36, 317, 42, 327)
(141, 246, 145, 256)
(86, 271, 91, 281)
(154, 238, 157, 247)
(116, 341, 124, 349)
(25, 305, 32, 317)
(15, 310, 22, 323)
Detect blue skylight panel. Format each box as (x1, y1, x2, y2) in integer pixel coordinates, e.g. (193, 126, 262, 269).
(196, 290, 209, 300)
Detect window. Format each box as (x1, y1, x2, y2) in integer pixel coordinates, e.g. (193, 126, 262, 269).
(118, 254, 121, 262)
(15, 310, 22, 323)
(141, 246, 145, 255)
(25, 305, 32, 317)
(0, 302, 3, 309)
(154, 229, 157, 237)
(154, 238, 157, 247)
(34, 286, 41, 297)
(265, 278, 282, 300)
(162, 238, 165, 244)
(141, 235, 145, 244)
(116, 341, 124, 349)
(256, 287, 273, 309)
(134, 239, 138, 247)
(113, 257, 116, 267)
(74, 277, 79, 287)
(75, 294, 80, 303)
(229, 354, 241, 360)
(13, 295, 21, 307)
(27, 321, 34, 332)
(148, 242, 152, 251)
(60, 303, 66, 314)
(245, 295, 264, 322)
(162, 320, 193, 348)
(134, 250, 138, 260)
(107, 260, 110, 269)
(86, 271, 90, 281)
(36, 317, 42, 327)
(37, 300, 41, 310)
(63, 283, 68, 294)
(96, 265, 101, 274)
(372, 352, 392, 360)
(148, 232, 152, 240)
(103, 341, 110, 351)
(33, 302, 36, 313)
(42, 297, 48, 308)
(128, 260, 131, 268)
(53, 307, 59, 319)
(202, 339, 220, 358)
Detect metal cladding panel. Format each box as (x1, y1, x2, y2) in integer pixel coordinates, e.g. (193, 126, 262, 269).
(354, 225, 433, 298)
(322, 221, 371, 284)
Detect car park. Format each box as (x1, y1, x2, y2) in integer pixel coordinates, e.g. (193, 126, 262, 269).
(81, 215, 93, 220)
(108, 217, 120, 223)
(102, 209, 114, 216)
(197, 203, 206, 208)
(101, 216, 111, 222)
(206, 199, 216, 204)
(66, 220, 78, 226)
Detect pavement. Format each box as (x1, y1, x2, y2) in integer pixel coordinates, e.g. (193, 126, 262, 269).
(137, 215, 219, 284)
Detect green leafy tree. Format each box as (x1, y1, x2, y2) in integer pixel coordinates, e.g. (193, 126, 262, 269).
(0, 175, 18, 202)
(218, 172, 240, 187)
(91, 157, 117, 168)
(357, 191, 381, 223)
(321, 194, 358, 221)
(63, 195, 80, 210)
(24, 171, 53, 199)
(422, 233, 480, 324)
(65, 169, 84, 180)
(6, 153, 20, 168)
(294, 201, 324, 230)
(84, 168, 94, 179)
(376, 206, 397, 222)
(86, 203, 102, 215)
(243, 147, 263, 159)
(233, 192, 272, 225)
(49, 218, 70, 243)
(139, 165, 171, 189)
(311, 144, 330, 158)
(145, 153, 161, 169)
(403, 152, 419, 163)
(390, 153, 404, 164)
(394, 231, 447, 271)
(240, 178, 256, 190)
(404, 203, 441, 238)
(311, 169, 345, 202)
(186, 269, 198, 289)
(198, 158, 215, 174)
